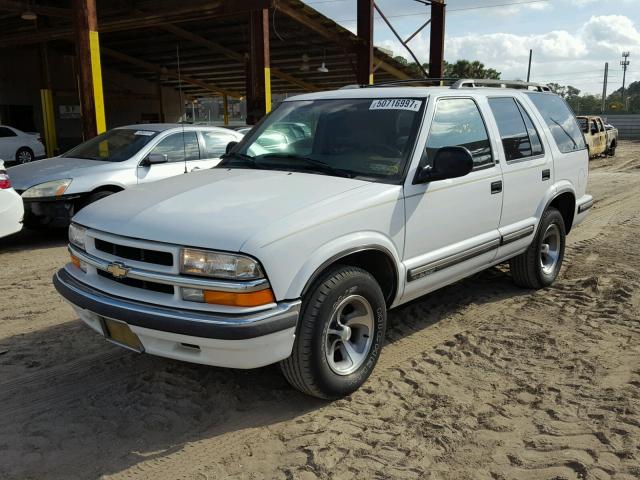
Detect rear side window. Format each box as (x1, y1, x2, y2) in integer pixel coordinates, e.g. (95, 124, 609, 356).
(150, 132, 200, 162)
(0, 127, 16, 137)
(525, 93, 585, 154)
(425, 98, 493, 169)
(201, 131, 238, 158)
(489, 97, 543, 161)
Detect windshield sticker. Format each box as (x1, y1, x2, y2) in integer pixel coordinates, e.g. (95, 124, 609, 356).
(134, 130, 156, 136)
(370, 99, 422, 112)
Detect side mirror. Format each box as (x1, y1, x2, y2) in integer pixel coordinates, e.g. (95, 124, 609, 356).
(415, 146, 474, 184)
(144, 153, 168, 165)
(226, 141, 238, 155)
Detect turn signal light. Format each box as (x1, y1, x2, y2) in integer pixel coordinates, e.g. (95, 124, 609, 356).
(204, 288, 275, 307)
(70, 253, 87, 272)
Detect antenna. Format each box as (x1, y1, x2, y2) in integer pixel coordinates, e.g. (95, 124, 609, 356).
(176, 42, 188, 174)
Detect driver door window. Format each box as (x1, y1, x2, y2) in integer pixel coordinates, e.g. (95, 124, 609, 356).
(424, 98, 493, 170)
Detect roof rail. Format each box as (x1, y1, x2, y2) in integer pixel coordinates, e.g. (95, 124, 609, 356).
(451, 79, 551, 92)
(341, 78, 551, 91)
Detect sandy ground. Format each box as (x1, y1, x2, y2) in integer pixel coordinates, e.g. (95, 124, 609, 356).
(1, 142, 639, 480)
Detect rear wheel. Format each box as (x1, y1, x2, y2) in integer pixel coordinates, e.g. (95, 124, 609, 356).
(510, 208, 566, 289)
(280, 265, 387, 399)
(16, 147, 34, 164)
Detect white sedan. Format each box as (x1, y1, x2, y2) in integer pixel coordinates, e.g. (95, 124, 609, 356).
(0, 161, 24, 238)
(0, 125, 45, 164)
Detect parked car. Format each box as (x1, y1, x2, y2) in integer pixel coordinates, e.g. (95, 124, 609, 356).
(0, 161, 24, 239)
(577, 115, 617, 158)
(8, 124, 243, 228)
(0, 125, 45, 164)
(53, 82, 593, 399)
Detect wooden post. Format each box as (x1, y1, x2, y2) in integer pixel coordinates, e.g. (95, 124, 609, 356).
(223, 94, 229, 126)
(73, 0, 106, 139)
(246, 9, 270, 125)
(356, 0, 374, 85)
(157, 74, 165, 122)
(429, 0, 446, 79)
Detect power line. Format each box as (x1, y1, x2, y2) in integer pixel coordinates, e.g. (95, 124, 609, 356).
(332, 0, 551, 23)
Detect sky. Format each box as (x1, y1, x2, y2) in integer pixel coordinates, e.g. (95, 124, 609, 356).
(302, 0, 639, 95)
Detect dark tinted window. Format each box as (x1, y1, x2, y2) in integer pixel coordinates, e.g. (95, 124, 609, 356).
(518, 102, 544, 156)
(150, 132, 200, 162)
(425, 98, 493, 169)
(201, 131, 238, 158)
(525, 93, 585, 153)
(0, 127, 17, 137)
(489, 98, 532, 161)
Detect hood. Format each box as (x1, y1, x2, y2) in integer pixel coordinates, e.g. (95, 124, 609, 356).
(7, 157, 119, 191)
(74, 168, 373, 251)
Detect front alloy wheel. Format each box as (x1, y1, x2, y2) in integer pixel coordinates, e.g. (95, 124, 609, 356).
(280, 265, 387, 399)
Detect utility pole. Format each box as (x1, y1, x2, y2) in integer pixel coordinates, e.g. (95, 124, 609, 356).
(527, 49, 533, 82)
(621, 51, 630, 109)
(601, 62, 608, 114)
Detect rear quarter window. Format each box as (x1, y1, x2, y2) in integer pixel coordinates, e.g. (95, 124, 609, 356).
(525, 93, 586, 154)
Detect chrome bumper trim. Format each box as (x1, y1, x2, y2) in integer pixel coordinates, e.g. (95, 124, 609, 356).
(69, 244, 270, 293)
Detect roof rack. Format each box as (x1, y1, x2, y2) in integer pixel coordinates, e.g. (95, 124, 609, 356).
(452, 79, 551, 92)
(341, 78, 551, 92)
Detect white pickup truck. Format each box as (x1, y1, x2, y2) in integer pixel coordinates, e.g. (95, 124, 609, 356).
(54, 80, 593, 399)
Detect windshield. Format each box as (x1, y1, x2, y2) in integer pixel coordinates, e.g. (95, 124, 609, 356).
(222, 98, 425, 182)
(64, 128, 159, 162)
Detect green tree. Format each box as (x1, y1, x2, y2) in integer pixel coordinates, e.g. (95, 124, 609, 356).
(444, 59, 501, 79)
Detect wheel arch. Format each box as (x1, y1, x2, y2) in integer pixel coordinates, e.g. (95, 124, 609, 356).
(90, 184, 125, 194)
(300, 246, 399, 308)
(547, 190, 576, 234)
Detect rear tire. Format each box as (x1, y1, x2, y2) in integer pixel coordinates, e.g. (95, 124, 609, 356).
(280, 265, 387, 399)
(510, 208, 566, 289)
(16, 147, 34, 164)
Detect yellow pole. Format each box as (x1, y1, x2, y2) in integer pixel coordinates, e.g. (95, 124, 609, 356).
(264, 66, 272, 113)
(89, 30, 106, 134)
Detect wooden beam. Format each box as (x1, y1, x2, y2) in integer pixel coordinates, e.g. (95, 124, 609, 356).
(356, 0, 373, 85)
(0, 0, 272, 47)
(429, 0, 446, 78)
(275, 1, 411, 81)
(74, 0, 106, 139)
(101, 47, 242, 98)
(159, 23, 320, 92)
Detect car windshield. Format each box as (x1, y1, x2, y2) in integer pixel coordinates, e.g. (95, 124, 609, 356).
(64, 128, 159, 162)
(222, 98, 425, 182)
(577, 118, 588, 132)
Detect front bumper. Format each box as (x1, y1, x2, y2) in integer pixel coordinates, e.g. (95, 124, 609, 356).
(53, 269, 300, 368)
(21, 193, 87, 228)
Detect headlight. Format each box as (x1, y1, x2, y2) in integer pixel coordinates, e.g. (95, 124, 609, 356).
(22, 179, 72, 198)
(69, 223, 86, 250)
(180, 248, 264, 280)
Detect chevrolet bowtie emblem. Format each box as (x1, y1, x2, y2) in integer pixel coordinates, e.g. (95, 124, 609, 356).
(106, 262, 130, 279)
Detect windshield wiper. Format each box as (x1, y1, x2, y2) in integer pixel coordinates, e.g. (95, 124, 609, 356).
(256, 154, 354, 178)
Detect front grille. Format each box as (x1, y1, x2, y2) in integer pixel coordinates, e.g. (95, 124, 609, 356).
(95, 238, 173, 266)
(98, 269, 174, 295)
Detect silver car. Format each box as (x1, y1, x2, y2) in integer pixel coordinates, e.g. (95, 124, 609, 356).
(8, 124, 243, 228)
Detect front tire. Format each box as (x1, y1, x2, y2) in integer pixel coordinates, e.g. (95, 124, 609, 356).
(510, 207, 566, 289)
(16, 147, 34, 164)
(280, 265, 387, 399)
(608, 143, 616, 157)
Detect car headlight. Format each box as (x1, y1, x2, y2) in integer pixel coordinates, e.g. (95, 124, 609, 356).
(22, 179, 72, 198)
(68, 223, 86, 250)
(180, 248, 264, 280)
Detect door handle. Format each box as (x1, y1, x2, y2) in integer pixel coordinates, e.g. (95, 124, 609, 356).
(542, 169, 551, 181)
(491, 181, 502, 194)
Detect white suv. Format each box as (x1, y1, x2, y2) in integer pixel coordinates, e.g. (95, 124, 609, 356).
(53, 80, 593, 399)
